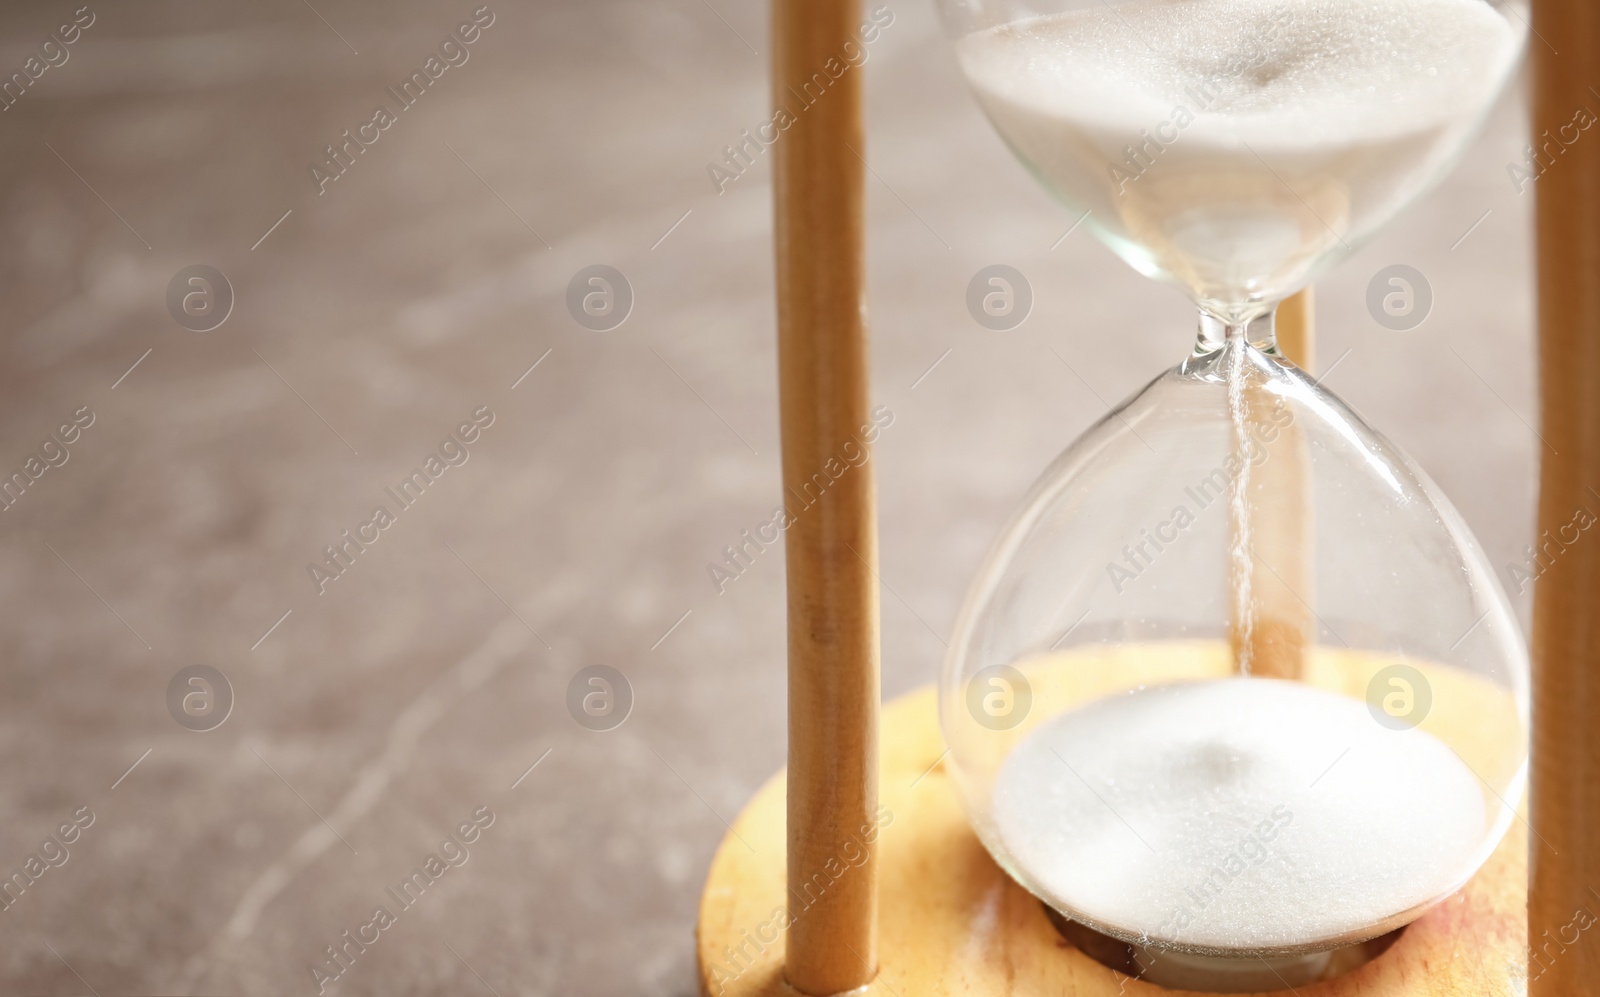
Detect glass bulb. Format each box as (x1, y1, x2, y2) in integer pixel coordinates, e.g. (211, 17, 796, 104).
(942, 0, 1525, 318)
(939, 326, 1527, 964)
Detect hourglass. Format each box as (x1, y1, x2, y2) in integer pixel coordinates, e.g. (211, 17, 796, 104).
(695, 0, 1589, 994)
(935, 0, 1527, 987)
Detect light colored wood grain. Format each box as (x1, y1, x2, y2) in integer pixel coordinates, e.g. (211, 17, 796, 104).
(1529, 2, 1600, 994)
(699, 645, 1526, 997)
(1276, 288, 1314, 372)
(771, 0, 880, 991)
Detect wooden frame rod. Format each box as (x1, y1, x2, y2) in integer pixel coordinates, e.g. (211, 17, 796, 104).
(1230, 289, 1313, 681)
(772, 0, 880, 993)
(1530, 2, 1600, 993)
(1278, 287, 1314, 372)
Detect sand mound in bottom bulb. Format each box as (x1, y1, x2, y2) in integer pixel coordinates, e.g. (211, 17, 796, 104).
(992, 678, 1487, 952)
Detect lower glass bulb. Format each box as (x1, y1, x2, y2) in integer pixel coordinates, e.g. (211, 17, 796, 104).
(940, 329, 1527, 963)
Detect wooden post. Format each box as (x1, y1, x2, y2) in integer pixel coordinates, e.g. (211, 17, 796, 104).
(1278, 288, 1314, 371)
(1232, 289, 1315, 680)
(1529, 3, 1600, 994)
(772, 0, 880, 993)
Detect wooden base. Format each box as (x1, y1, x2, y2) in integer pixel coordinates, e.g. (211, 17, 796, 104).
(697, 672, 1527, 996)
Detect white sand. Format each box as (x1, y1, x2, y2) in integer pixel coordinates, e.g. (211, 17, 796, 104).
(992, 678, 1487, 952)
(957, 0, 1518, 303)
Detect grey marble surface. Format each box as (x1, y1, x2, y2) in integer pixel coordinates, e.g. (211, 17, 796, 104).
(0, 1, 1536, 994)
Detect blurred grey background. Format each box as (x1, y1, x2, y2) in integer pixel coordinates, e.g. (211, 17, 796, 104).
(0, 0, 1534, 994)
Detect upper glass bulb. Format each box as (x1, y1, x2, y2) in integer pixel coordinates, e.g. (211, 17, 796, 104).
(941, 0, 1526, 319)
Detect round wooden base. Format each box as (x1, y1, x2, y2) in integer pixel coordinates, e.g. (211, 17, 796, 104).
(696, 684, 1527, 997)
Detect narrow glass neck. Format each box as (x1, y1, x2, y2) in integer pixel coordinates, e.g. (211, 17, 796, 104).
(1196, 306, 1278, 355)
